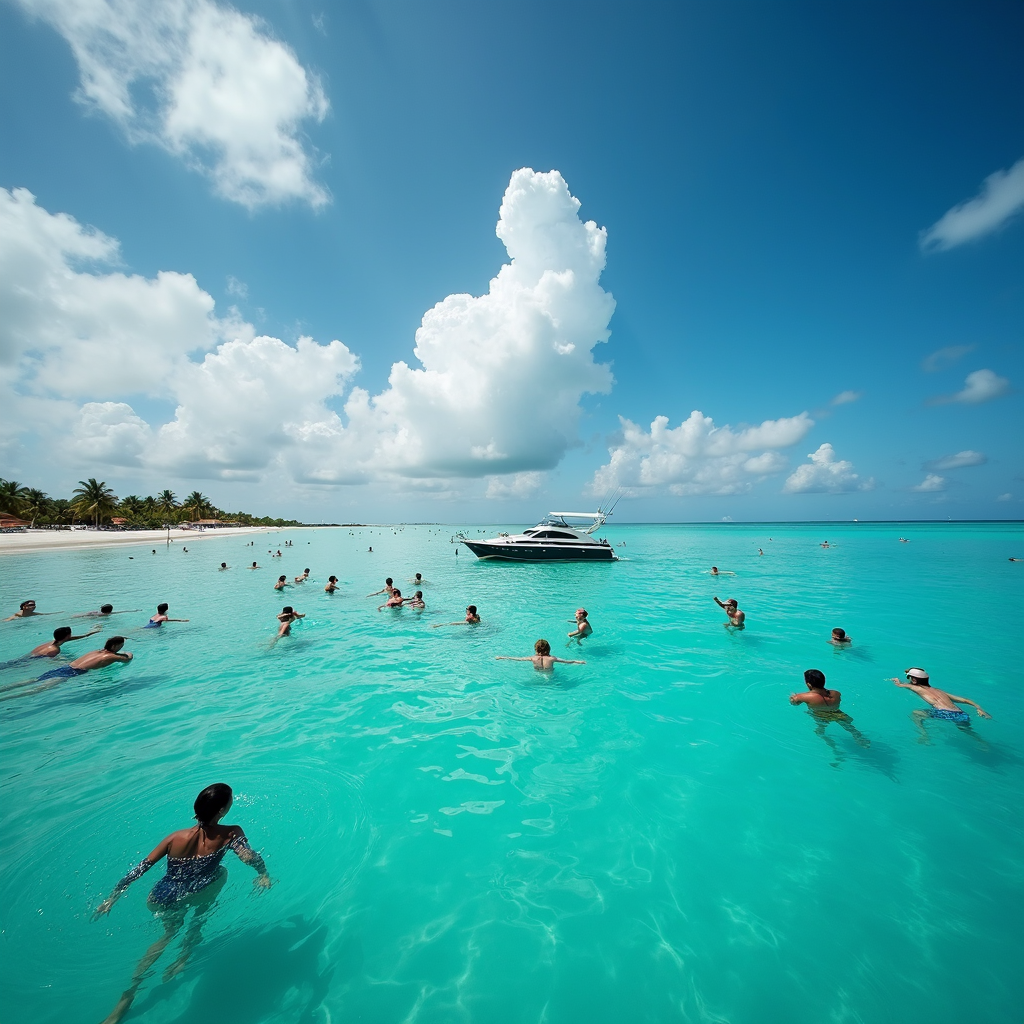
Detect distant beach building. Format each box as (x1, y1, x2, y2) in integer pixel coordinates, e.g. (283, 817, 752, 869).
(184, 518, 241, 530)
(0, 513, 30, 531)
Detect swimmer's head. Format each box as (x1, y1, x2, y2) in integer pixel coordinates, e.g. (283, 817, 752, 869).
(535, 639, 551, 655)
(304, 568, 309, 574)
(329, 575, 337, 583)
(21, 600, 35, 610)
(711, 566, 718, 573)
(157, 603, 169, 614)
(282, 606, 293, 614)
(194, 782, 232, 826)
(104, 636, 126, 652)
(576, 608, 588, 619)
(221, 562, 227, 568)
(385, 578, 393, 586)
(804, 669, 827, 690)
(278, 575, 286, 582)
(467, 605, 477, 615)
(726, 599, 738, 608)
(393, 589, 402, 598)
(906, 667, 930, 686)
(832, 628, 847, 640)
(415, 590, 423, 598)
(54, 626, 72, 641)
(415, 573, 422, 580)
(100, 604, 113, 614)
(252, 562, 257, 567)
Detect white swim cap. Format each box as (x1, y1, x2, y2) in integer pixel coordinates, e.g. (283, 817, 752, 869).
(905, 667, 929, 680)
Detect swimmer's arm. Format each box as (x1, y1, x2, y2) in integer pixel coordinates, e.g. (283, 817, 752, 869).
(948, 695, 992, 718)
(713, 597, 725, 608)
(789, 692, 810, 705)
(553, 658, 585, 665)
(230, 830, 272, 888)
(495, 656, 531, 661)
(68, 630, 102, 641)
(93, 838, 170, 917)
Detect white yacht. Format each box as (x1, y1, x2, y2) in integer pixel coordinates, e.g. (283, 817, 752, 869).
(459, 510, 617, 562)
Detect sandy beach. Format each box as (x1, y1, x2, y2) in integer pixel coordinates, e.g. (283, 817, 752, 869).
(0, 526, 285, 555)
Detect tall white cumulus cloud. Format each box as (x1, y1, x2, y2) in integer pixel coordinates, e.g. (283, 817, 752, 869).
(783, 443, 872, 494)
(15, 0, 329, 208)
(1, 170, 614, 489)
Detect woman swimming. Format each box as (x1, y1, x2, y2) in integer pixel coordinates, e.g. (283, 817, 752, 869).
(93, 783, 271, 1023)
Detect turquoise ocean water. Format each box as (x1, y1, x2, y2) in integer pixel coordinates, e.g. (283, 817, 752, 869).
(1, 522, 1022, 1023)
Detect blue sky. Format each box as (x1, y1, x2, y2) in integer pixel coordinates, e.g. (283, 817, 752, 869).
(1, 0, 1021, 522)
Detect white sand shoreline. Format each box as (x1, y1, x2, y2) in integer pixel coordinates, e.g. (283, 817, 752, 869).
(0, 526, 288, 555)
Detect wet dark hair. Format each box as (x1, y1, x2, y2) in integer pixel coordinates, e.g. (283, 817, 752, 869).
(157, 603, 169, 614)
(194, 783, 232, 826)
(221, 562, 227, 568)
(104, 636, 126, 651)
(415, 573, 422, 579)
(804, 668, 831, 700)
(20, 600, 34, 609)
(282, 606, 293, 614)
(467, 605, 477, 614)
(329, 575, 337, 582)
(415, 590, 422, 598)
(535, 639, 551, 655)
(100, 604, 113, 614)
(304, 568, 310, 573)
(54, 626, 72, 641)
(278, 575, 286, 582)
(392, 589, 402, 598)
(832, 628, 847, 639)
(385, 578, 393, 585)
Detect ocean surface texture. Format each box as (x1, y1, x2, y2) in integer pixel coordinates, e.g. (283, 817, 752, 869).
(1, 522, 1021, 1024)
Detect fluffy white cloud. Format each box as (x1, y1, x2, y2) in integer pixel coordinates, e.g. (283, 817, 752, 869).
(996, 493, 1012, 502)
(2, 170, 614, 492)
(783, 443, 872, 494)
(590, 410, 813, 496)
(831, 390, 862, 406)
(920, 157, 1024, 252)
(927, 450, 986, 470)
(912, 474, 945, 492)
(16, 0, 329, 208)
(921, 344, 974, 373)
(931, 369, 1010, 405)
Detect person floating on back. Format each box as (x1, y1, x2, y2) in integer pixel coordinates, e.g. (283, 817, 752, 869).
(568, 608, 593, 640)
(828, 627, 852, 646)
(714, 596, 745, 629)
(496, 638, 585, 671)
(28, 625, 101, 659)
(891, 667, 990, 743)
(433, 605, 480, 627)
(92, 783, 271, 1024)
(145, 604, 189, 627)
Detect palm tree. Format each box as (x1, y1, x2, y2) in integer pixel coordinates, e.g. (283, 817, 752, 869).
(21, 488, 51, 528)
(71, 478, 119, 528)
(0, 479, 29, 516)
(119, 495, 145, 523)
(156, 489, 178, 515)
(49, 498, 73, 525)
(182, 490, 212, 522)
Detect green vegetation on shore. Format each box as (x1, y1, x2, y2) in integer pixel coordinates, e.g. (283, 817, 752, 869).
(0, 477, 301, 529)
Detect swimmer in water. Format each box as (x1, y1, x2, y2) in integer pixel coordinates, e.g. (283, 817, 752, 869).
(891, 668, 990, 744)
(406, 590, 425, 609)
(409, 572, 427, 585)
(378, 589, 405, 611)
(828, 627, 852, 646)
(820, 541, 830, 549)
(324, 575, 338, 593)
(4, 600, 59, 620)
(274, 575, 290, 591)
(567, 608, 593, 640)
(758, 548, 764, 556)
(709, 566, 735, 576)
(0, 636, 133, 702)
(496, 638, 585, 671)
(433, 605, 480, 627)
(74, 604, 140, 618)
(145, 603, 189, 627)
(367, 578, 395, 598)
(294, 569, 310, 584)
(92, 783, 271, 1024)
(276, 606, 304, 636)
(710, 566, 719, 575)
(249, 561, 261, 569)
(218, 562, 230, 570)
(790, 669, 870, 754)
(713, 597, 745, 629)
(28, 625, 101, 658)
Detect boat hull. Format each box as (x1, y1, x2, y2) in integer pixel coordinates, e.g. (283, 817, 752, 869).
(462, 541, 616, 562)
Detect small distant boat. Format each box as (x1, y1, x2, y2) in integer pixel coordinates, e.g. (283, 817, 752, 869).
(459, 510, 617, 562)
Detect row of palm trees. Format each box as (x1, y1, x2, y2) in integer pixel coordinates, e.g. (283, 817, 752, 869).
(0, 478, 299, 529)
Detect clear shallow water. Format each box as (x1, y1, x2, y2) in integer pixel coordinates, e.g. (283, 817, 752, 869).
(1, 522, 1022, 1024)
